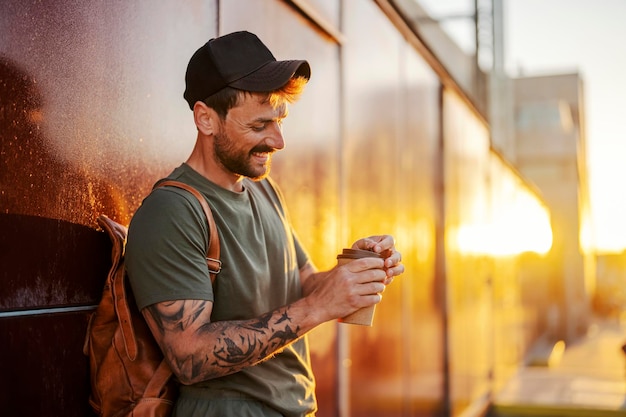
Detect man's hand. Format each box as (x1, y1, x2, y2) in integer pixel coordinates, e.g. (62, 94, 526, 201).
(299, 257, 387, 322)
(351, 235, 404, 284)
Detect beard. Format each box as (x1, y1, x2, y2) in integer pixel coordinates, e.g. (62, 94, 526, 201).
(213, 128, 274, 181)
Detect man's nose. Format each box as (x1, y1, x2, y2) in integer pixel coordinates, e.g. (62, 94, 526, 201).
(266, 122, 285, 150)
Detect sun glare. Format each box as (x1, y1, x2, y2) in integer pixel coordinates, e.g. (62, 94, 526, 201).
(454, 188, 553, 257)
(586, 187, 626, 254)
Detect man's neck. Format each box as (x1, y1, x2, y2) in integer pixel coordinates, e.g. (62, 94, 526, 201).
(185, 154, 244, 193)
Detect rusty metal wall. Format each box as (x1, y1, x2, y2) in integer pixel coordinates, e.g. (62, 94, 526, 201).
(341, 2, 444, 416)
(0, 0, 217, 227)
(0, 1, 217, 415)
(0, 1, 551, 417)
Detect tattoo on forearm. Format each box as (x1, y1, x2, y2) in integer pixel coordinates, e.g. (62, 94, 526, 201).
(146, 303, 302, 382)
(205, 309, 301, 370)
(214, 334, 258, 364)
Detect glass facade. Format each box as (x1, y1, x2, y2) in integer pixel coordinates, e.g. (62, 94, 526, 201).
(342, 2, 443, 416)
(444, 90, 552, 416)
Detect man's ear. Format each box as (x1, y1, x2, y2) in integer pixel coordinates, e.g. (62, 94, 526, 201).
(193, 101, 218, 135)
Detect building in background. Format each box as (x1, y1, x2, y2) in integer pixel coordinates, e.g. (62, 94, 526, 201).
(511, 73, 593, 342)
(489, 0, 594, 343)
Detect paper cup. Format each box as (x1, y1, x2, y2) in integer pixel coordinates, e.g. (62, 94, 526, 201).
(336, 248, 383, 326)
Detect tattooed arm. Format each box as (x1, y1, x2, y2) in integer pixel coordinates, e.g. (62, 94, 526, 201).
(142, 298, 318, 385)
(142, 239, 402, 385)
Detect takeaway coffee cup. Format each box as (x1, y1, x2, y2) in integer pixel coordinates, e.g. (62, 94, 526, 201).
(336, 248, 384, 326)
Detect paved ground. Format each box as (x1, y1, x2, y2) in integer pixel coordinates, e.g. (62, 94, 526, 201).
(492, 317, 626, 416)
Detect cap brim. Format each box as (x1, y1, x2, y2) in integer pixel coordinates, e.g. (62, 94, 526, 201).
(229, 60, 310, 92)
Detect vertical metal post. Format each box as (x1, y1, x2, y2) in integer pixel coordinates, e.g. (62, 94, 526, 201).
(436, 84, 451, 417)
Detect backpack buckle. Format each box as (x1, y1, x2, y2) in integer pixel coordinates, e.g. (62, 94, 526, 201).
(207, 257, 222, 274)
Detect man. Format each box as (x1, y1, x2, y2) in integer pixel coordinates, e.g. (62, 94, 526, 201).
(126, 31, 404, 417)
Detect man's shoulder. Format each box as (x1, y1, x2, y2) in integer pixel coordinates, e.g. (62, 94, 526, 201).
(146, 183, 200, 209)
(130, 181, 206, 235)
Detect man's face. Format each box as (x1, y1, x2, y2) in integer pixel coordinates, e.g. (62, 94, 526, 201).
(213, 94, 288, 181)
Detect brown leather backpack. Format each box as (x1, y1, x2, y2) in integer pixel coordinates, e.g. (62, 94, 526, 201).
(84, 180, 221, 417)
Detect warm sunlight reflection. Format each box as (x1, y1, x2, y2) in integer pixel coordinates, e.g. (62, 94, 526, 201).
(585, 187, 626, 254)
(454, 186, 553, 256)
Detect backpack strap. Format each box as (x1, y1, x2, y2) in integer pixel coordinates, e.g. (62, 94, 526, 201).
(97, 181, 221, 361)
(97, 215, 141, 360)
(155, 180, 221, 283)
(143, 359, 175, 399)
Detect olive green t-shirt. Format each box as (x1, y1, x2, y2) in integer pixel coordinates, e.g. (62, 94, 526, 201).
(125, 163, 316, 416)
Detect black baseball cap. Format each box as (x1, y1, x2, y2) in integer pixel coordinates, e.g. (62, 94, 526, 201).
(183, 31, 311, 109)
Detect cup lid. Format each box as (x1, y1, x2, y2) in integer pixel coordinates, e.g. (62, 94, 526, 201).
(337, 248, 383, 259)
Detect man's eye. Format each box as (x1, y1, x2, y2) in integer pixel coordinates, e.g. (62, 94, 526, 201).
(251, 124, 265, 132)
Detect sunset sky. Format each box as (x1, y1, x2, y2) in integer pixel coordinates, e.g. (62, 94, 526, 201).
(418, 0, 626, 253)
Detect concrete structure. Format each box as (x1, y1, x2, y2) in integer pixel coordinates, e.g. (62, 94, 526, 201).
(512, 73, 594, 342)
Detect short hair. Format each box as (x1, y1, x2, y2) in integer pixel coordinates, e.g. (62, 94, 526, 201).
(203, 76, 308, 119)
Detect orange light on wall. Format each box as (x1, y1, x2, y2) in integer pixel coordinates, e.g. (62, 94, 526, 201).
(454, 173, 553, 257)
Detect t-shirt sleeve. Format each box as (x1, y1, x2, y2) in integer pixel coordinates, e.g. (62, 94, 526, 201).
(291, 228, 310, 270)
(125, 187, 213, 311)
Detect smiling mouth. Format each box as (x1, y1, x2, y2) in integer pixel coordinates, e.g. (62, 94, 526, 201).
(251, 151, 272, 163)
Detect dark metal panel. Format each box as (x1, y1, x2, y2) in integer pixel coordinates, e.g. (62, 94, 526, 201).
(0, 214, 109, 311)
(0, 311, 94, 417)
